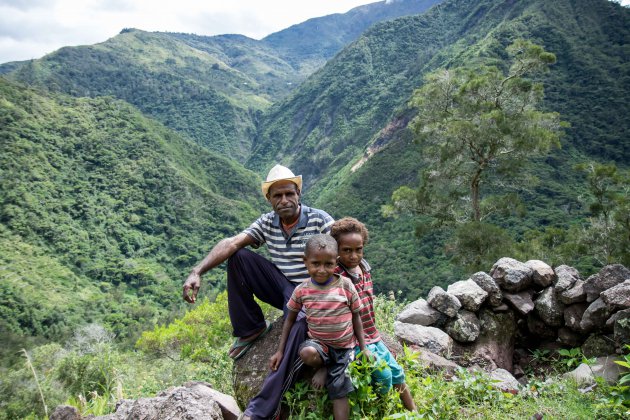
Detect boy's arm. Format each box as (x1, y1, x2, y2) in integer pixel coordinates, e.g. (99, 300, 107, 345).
(353, 311, 373, 360)
(269, 310, 298, 371)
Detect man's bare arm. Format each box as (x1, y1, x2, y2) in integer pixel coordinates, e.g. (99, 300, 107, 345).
(182, 232, 256, 303)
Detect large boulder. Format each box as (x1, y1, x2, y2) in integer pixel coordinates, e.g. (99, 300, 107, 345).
(92, 382, 229, 420)
(427, 286, 461, 318)
(470, 271, 503, 307)
(396, 298, 442, 326)
(447, 279, 488, 312)
(564, 303, 589, 332)
(491, 258, 533, 292)
(534, 286, 565, 327)
(601, 279, 630, 312)
(525, 260, 555, 288)
(445, 310, 481, 343)
(554, 265, 581, 294)
(462, 309, 517, 371)
(580, 298, 612, 332)
(584, 264, 630, 302)
(582, 334, 616, 358)
(489, 368, 520, 392)
(394, 321, 454, 356)
(558, 279, 587, 305)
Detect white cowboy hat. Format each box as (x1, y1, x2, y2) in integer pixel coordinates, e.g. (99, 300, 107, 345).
(261, 164, 302, 197)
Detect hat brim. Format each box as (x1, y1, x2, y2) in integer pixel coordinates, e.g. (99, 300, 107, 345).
(261, 176, 302, 198)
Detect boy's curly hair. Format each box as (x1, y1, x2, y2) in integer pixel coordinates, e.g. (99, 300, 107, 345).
(330, 217, 369, 244)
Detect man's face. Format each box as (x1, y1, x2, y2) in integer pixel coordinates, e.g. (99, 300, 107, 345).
(267, 181, 300, 221)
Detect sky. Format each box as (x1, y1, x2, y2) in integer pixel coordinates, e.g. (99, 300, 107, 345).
(1, 0, 628, 65)
(0, 0, 380, 64)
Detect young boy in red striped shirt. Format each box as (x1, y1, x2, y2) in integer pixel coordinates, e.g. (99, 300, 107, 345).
(331, 217, 417, 412)
(269, 234, 370, 420)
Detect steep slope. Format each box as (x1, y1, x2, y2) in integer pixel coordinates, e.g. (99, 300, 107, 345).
(0, 78, 264, 341)
(262, 0, 442, 74)
(250, 0, 630, 294)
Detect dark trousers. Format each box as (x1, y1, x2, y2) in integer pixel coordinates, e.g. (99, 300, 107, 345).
(227, 248, 307, 420)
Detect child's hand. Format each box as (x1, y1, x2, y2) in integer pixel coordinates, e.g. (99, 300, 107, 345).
(269, 351, 283, 371)
(359, 348, 375, 363)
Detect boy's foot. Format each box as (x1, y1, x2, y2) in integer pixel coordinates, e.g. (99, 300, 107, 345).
(312, 367, 327, 389)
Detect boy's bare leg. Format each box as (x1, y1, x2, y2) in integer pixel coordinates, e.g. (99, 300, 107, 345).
(332, 397, 349, 420)
(394, 383, 417, 412)
(299, 346, 327, 389)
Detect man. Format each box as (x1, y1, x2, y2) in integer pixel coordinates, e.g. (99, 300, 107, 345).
(183, 164, 334, 420)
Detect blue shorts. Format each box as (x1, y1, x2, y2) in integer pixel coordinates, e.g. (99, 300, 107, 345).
(354, 340, 405, 394)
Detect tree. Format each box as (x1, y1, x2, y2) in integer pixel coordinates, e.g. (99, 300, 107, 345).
(386, 40, 567, 224)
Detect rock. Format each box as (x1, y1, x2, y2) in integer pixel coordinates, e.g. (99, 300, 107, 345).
(489, 368, 520, 392)
(612, 312, 630, 349)
(462, 309, 517, 371)
(582, 334, 616, 358)
(563, 363, 595, 386)
(396, 298, 442, 326)
(584, 264, 630, 302)
(492, 303, 510, 312)
(427, 286, 461, 318)
(445, 310, 481, 343)
(503, 290, 535, 316)
(447, 279, 488, 312)
(554, 265, 581, 294)
(534, 286, 564, 327)
(413, 348, 459, 375)
(93, 382, 226, 420)
(50, 405, 82, 420)
(559, 279, 587, 305)
(491, 258, 533, 292)
(606, 308, 630, 329)
(601, 279, 630, 312)
(526, 313, 556, 339)
(470, 271, 503, 307)
(394, 321, 454, 356)
(591, 355, 629, 384)
(564, 303, 589, 332)
(557, 327, 583, 347)
(580, 298, 612, 332)
(525, 260, 555, 288)
(232, 316, 283, 410)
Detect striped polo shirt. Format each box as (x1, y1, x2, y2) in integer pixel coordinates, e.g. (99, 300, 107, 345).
(243, 205, 334, 283)
(287, 274, 363, 349)
(334, 260, 381, 345)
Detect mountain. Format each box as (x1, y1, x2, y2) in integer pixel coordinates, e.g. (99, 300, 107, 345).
(262, 0, 442, 75)
(250, 0, 630, 292)
(0, 77, 264, 343)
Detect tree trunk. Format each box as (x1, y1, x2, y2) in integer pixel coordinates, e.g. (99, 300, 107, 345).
(471, 171, 481, 222)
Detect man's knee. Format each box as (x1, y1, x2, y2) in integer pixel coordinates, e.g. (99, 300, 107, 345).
(299, 346, 322, 367)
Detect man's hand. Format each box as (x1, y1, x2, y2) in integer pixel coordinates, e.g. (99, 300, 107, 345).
(269, 351, 283, 371)
(183, 272, 201, 303)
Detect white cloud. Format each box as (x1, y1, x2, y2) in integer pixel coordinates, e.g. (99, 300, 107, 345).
(0, 0, 375, 63)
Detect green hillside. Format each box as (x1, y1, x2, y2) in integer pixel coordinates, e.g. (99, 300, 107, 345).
(0, 78, 264, 345)
(250, 0, 630, 293)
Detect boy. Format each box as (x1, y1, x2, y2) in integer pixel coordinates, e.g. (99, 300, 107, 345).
(331, 217, 417, 412)
(269, 234, 370, 420)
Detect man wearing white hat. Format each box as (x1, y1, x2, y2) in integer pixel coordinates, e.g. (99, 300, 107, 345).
(183, 164, 334, 419)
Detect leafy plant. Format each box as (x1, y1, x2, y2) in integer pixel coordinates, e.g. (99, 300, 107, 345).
(557, 347, 596, 371)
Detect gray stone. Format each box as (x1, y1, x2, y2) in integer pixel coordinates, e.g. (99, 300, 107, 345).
(470, 271, 503, 307)
(580, 298, 612, 332)
(564, 303, 589, 332)
(491, 258, 533, 292)
(591, 355, 629, 385)
(396, 298, 442, 326)
(559, 279, 587, 304)
(503, 290, 535, 316)
(582, 334, 616, 358)
(527, 313, 556, 339)
(489, 368, 520, 392)
(463, 309, 517, 371)
(534, 286, 565, 327)
(606, 308, 630, 329)
(563, 363, 595, 386)
(427, 286, 461, 318)
(447, 279, 488, 312)
(492, 303, 510, 312)
(445, 310, 481, 343)
(526, 260, 555, 288)
(394, 321, 454, 356)
(50, 406, 81, 420)
(584, 264, 630, 302)
(601, 279, 630, 312)
(612, 312, 630, 349)
(554, 265, 581, 293)
(557, 327, 583, 347)
(415, 348, 460, 374)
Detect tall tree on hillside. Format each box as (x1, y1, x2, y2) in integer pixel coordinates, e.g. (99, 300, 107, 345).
(386, 40, 567, 225)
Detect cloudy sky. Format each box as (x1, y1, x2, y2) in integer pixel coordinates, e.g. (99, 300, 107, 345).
(1, 0, 628, 64)
(0, 0, 381, 64)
